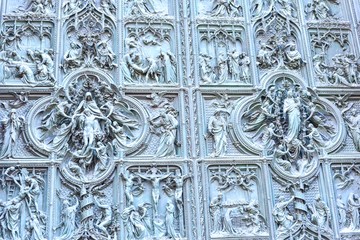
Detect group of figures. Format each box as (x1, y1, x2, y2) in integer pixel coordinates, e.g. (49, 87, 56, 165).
(241, 78, 337, 176)
(257, 37, 305, 70)
(199, 50, 250, 84)
(14, 0, 54, 16)
(123, 37, 177, 85)
(33, 74, 143, 181)
(121, 167, 190, 240)
(313, 52, 360, 86)
(273, 194, 332, 239)
(55, 187, 116, 240)
(0, 166, 46, 240)
(0, 48, 55, 86)
(336, 193, 360, 231)
(305, 0, 338, 20)
(208, 167, 267, 237)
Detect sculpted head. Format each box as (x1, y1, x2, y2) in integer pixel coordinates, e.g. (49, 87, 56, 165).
(85, 92, 93, 101)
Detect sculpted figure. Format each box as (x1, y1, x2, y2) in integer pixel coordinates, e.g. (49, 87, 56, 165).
(228, 49, 241, 81)
(129, 0, 156, 15)
(239, 52, 250, 80)
(101, 0, 116, 17)
(136, 168, 171, 215)
(209, 0, 241, 17)
(257, 43, 273, 68)
(308, 194, 331, 228)
(251, 0, 264, 16)
(285, 43, 304, 69)
(151, 109, 179, 158)
(343, 108, 360, 151)
(336, 195, 346, 226)
(283, 90, 301, 143)
(348, 193, 360, 230)
(208, 110, 228, 157)
(16, 63, 36, 84)
(25, 215, 46, 240)
(55, 195, 79, 240)
(306, 123, 328, 150)
(4, 196, 23, 240)
(63, 0, 81, 15)
(121, 205, 150, 239)
(165, 201, 180, 238)
(313, 53, 329, 83)
(199, 53, 214, 84)
(94, 197, 112, 237)
(272, 196, 295, 236)
(158, 50, 176, 84)
(163, 169, 191, 212)
(277, 0, 294, 17)
(222, 208, 236, 234)
(217, 53, 228, 83)
(123, 52, 148, 83)
(0, 200, 6, 238)
(0, 109, 24, 159)
(121, 171, 144, 206)
(210, 193, 223, 234)
(307, 0, 330, 20)
(96, 41, 117, 70)
(243, 200, 264, 234)
(63, 42, 82, 71)
(244, 99, 274, 132)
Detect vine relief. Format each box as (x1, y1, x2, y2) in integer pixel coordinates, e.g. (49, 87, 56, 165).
(27, 71, 150, 183)
(122, 25, 177, 85)
(208, 166, 268, 238)
(121, 166, 190, 240)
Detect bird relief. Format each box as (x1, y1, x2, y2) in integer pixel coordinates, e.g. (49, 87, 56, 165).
(27, 72, 149, 183)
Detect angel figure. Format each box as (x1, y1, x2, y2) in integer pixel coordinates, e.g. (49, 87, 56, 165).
(8, 91, 29, 109)
(0, 109, 24, 159)
(243, 98, 275, 132)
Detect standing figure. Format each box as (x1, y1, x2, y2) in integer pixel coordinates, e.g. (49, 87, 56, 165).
(208, 110, 228, 157)
(165, 201, 180, 238)
(210, 193, 223, 234)
(336, 195, 346, 227)
(239, 52, 250, 81)
(343, 108, 360, 151)
(4, 197, 23, 240)
(217, 53, 228, 83)
(158, 50, 176, 84)
(96, 42, 117, 69)
(0, 109, 24, 159)
(348, 193, 360, 230)
(283, 91, 301, 143)
(308, 194, 331, 228)
(272, 196, 295, 236)
(227, 49, 241, 81)
(136, 168, 171, 215)
(152, 109, 179, 158)
(199, 53, 214, 84)
(55, 196, 79, 240)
